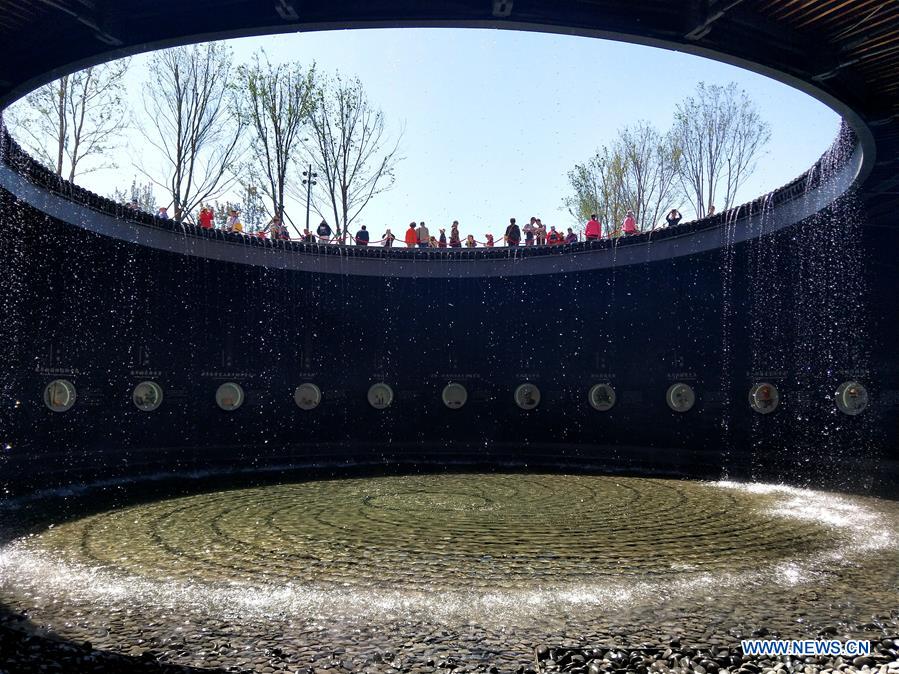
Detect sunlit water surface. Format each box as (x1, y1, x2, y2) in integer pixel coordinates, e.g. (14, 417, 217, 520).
(1, 474, 897, 668)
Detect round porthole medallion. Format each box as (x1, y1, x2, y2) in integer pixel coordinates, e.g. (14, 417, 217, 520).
(216, 382, 245, 411)
(588, 383, 616, 411)
(514, 383, 541, 410)
(368, 383, 394, 410)
(835, 380, 868, 416)
(133, 380, 163, 412)
(294, 383, 322, 411)
(666, 383, 696, 413)
(442, 382, 468, 409)
(748, 382, 779, 414)
(43, 379, 76, 412)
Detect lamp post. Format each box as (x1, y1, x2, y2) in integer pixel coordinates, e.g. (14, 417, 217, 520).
(302, 165, 317, 235)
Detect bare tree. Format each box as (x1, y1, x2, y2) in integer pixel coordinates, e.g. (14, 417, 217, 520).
(672, 82, 770, 218)
(616, 122, 682, 231)
(8, 61, 130, 181)
(297, 75, 402, 239)
(237, 54, 317, 221)
(139, 43, 246, 221)
(565, 122, 680, 233)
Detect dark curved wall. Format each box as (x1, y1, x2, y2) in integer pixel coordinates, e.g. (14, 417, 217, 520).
(1, 184, 897, 497)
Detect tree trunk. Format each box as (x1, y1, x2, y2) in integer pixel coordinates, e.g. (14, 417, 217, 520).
(55, 76, 68, 177)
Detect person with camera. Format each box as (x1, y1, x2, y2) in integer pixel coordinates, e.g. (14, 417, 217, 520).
(666, 209, 683, 228)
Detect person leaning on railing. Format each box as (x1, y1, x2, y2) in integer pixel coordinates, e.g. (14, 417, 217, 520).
(198, 205, 214, 230)
(546, 225, 560, 245)
(449, 221, 461, 248)
(416, 221, 430, 248)
(224, 208, 243, 233)
(622, 210, 638, 236)
(523, 217, 536, 246)
(316, 219, 332, 243)
(264, 214, 285, 239)
(504, 218, 521, 246)
(585, 214, 601, 241)
(404, 222, 417, 248)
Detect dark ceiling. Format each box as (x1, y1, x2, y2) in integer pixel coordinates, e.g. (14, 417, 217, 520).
(1, 0, 897, 215)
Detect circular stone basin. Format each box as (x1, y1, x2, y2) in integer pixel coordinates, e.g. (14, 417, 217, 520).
(8, 475, 847, 589)
(3, 475, 896, 596)
(1, 473, 898, 647)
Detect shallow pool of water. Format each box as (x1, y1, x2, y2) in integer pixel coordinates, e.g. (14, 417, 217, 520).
(1, 474, 897, 669)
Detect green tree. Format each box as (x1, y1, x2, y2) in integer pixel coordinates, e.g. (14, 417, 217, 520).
(565, 148, 627, 235)
(566, 121, 680, 233)
(210, 186, 265, 231)
(213, 201, 231, 228)
(240, 184, 267, 232)
(111, 179, 156, 212)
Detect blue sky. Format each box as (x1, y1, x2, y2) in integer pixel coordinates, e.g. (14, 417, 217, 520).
(30, 28, 842, 236)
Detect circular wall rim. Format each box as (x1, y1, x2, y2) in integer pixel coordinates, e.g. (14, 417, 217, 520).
(0, 18, 876, 187)
(0, 11, 878, 281)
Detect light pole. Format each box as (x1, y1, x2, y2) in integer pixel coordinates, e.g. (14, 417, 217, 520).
(302, 165, 317, 235)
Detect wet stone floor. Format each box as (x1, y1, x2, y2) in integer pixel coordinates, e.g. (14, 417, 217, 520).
(0, 474, 897, 673)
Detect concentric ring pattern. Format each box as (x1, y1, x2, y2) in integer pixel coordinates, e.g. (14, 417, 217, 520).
(26, 475, 841, 591)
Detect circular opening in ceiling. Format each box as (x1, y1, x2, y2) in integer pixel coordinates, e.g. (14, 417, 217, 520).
(3, 28, 843, 250)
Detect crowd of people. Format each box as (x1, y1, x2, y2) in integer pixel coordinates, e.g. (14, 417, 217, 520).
(374, 218, 582, 248)
(139, 200, 691, 249)
(347, 209, 687, 248)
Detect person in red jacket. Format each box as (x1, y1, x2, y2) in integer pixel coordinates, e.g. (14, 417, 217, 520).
(404, 222, 417, 248)
(622, 210, 638, 235)
(198, 206, 214, 229)
(584, 214, 601, 241)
